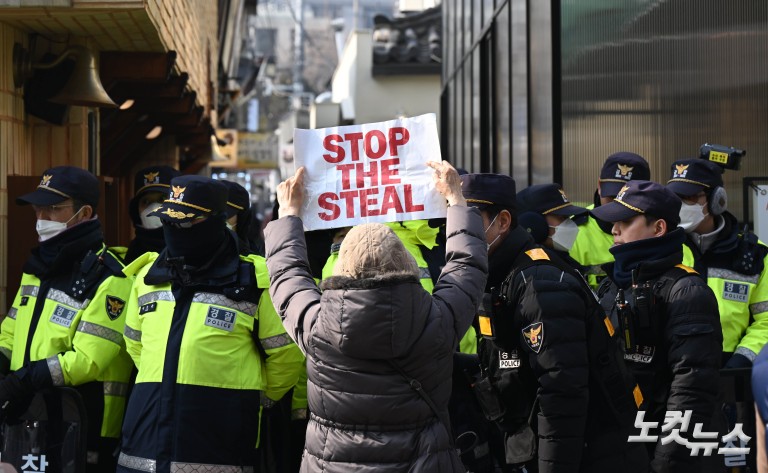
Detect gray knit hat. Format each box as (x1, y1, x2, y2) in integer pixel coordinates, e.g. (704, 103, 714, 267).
(335, 223, 419, 279)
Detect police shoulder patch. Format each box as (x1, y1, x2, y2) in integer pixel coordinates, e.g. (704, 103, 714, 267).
(105, 296, 126, 320)
(525, 248, 550, 261)
(522, 322, 544, 353)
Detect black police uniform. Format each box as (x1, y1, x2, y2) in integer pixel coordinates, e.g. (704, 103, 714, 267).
(126, 165, 180, 263)
(464, 174, 648, 473)
(593, 180, 722, 473)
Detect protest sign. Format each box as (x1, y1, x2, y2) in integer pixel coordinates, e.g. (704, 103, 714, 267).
(293, 113, 447, 231)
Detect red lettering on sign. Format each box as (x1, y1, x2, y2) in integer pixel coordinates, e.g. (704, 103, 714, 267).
(344, 132, 364, 162)
(318, 193, 340, 220)
(322, 135, 344, 163)
(404, 184, 424, 212)
(380, 186, 405, 214)
(339, 190, 358, 218)
(388, 127, 410, 156)
(380, 158, 401, 185)
(337, 163, 355, 190)
(355, 161, 378, 188)
(359, 188, 380, 217)
(364, 130, 387, 159)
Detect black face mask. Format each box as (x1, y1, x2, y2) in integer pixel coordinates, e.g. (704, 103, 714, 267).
(163, 214, 228, 268)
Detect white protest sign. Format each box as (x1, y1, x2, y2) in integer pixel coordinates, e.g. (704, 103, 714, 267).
(293, 113, 447, 231)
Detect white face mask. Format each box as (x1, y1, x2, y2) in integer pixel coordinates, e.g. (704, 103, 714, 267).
(36, 207, 84, 242)
(140, 202, 163, 230)
(679, 202, 708, 233)
(549, 218, 579, 252)
(485, 214, 501, 251)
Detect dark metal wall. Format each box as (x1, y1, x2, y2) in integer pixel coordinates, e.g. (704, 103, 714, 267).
(442, 0, 768, 223)
(561, 0, 768, 221)
(441, 0, 558, 187)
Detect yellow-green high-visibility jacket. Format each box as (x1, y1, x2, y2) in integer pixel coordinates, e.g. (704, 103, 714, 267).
(0, 245, 134, 440)
(681, 220, 768, 359)
(118, 251, 304, 471)
(321, 220, 478, 354)
(569, 209, 615, 289)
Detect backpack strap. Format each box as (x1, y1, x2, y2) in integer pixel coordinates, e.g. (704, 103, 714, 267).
(654, 264, 700, 303)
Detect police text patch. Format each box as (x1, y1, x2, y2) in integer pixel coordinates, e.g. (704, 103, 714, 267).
(499, 350, 521, 369)
(205, 306, 236, 332)
(50, 305, 77, 328)
(139, 302, 158, 315)
(723, 281, 749, 303)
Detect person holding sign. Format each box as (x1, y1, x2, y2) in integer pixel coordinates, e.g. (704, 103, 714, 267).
(264, 162, 488, 472)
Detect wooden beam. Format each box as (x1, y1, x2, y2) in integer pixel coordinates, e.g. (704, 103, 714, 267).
(100, 51, 177, 89)
(109, 73, 189, 101)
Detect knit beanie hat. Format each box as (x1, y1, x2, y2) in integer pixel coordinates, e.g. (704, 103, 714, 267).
(335, 223, 419, 279)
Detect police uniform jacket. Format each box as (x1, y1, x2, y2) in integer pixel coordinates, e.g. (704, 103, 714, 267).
(600, 247, 722, 473)
(117, 238, 304, 473)
(481, 225, 647, 473)
(0, 219, 134, 446)
(681, 211, 768, 361)
(264, 206, 488, 473)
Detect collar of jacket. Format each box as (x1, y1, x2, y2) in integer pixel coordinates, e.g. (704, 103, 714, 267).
(487, 225, 535, 289)
(24, 219, 103, 278)
(687, 210, 739, 256)
(603, 228, 685, 285)
(145, 231, 240, 286)
(320, 272, 420, 291)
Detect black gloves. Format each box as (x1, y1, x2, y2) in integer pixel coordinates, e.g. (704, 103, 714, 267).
(724, 353, 753, 369)
(0, 360, 53, 421)
(0, 372, 35, 420)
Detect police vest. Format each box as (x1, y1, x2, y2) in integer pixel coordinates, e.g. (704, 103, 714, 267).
(681, 233, 768, 355)
(0, 245, 134, 439)
(123, 252, 299, 397)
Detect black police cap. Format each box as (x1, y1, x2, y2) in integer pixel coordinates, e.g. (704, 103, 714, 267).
(150, 175, 228, 223)
(133, 165, 180, 198)
(16, 166, 99, 207)
(598, 152, 651, 197)
(666, 158, 724, 197)
(516, 183, 587, 217)
(591, 180, 681, 226)
(221, 180, 251, 218)
(460, 173, 516, 212)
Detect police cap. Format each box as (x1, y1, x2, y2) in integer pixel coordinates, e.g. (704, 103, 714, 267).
(590, 180, 681, 226)
(133, 165, 180, 198)
(666, 158, 724, 197)
(16, 166, 99, 207)
(150, 175, 228, 223)
(460, 173, 516, 212)
(221, 180, 251, 218)
(516, 183, 587, 217)
(599, 152, 651, 198)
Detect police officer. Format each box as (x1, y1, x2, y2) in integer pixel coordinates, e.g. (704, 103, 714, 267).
(0, 166, 134, 472)
(125, 165, 180, 263)
(593, 180, 722, 472)
(667, 159, 768, 367)
(117, 175, 304, 472)
(222, 180, 265, 256)
(570, 152, 651, 288)
(516, 183, 587, 271)
(464, 173, 647, 473)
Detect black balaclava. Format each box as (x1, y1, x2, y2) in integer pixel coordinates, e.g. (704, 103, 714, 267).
(163, 213, 229, 268)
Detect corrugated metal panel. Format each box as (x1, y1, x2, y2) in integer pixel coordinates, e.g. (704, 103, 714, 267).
(561, 0, 768, 220)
